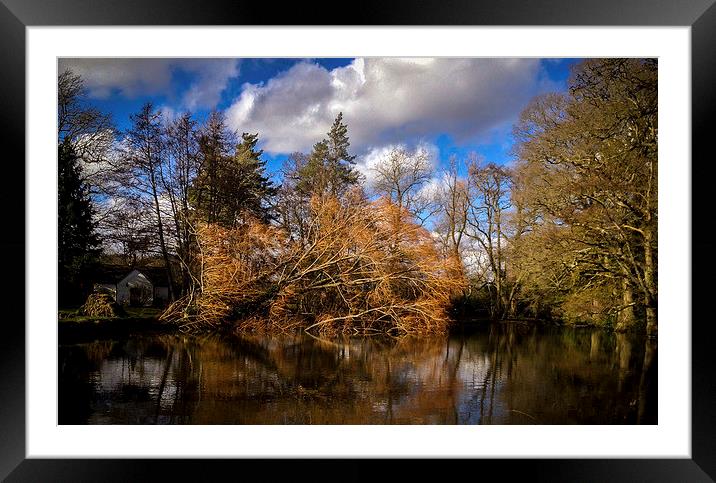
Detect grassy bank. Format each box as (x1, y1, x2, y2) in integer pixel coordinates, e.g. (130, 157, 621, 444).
(58, 307, 174, 340)
(59, 306, 162, 323)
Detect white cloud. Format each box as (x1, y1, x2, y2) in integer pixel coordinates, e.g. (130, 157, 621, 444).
(226, 62, 334, 152)
(226, 58, 549, 154)
(180, 59, 240, 110)
(58, 58, 240, 110)
(418, 172, 449, 201)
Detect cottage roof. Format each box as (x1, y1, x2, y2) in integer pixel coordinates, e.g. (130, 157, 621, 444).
(135, 267, 171, 287)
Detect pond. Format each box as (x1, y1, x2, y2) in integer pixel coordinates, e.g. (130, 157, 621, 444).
(59, 323, 657, 424)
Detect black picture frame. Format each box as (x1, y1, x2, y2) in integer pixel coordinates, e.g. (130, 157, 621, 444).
(1, 1, 713, 481)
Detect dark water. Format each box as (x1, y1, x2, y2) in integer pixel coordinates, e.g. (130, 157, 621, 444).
(59, 323, 657, 424)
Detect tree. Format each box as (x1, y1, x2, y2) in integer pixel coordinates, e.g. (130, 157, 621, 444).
(192, 110, 236, 225)
(370, 146, 436, 225)
(513, 59, 657, 334)
(276, 152, 312, 245)
(162, 195, 464, 336)
(123, 103, 176, 301)
(466, 160, 513, 319)
(191, 116, 275, 228)
(296, 113, 359, 198)
(296, 140, 330, 196)
(58, 69, 114, 162)
(163, 112, 201, 294)
(58, 141, 100, 305)
(58, 69, 121, 255)
(325, 112, 360, 196)
(433, 156, 470, 282)
(221, 132, 276, 225)
(99, 196, 158, 267)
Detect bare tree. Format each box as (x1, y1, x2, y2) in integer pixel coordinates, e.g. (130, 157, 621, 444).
(163, 112, 200, 296)
(466, 160, 513, 318)
(122, 103, 176, 301)
(100, 196, 159, 267)
(276, 153, 312, 246)
(433, 156, 470, 281)
(370, 146, 435, 225)
(58, 69, 115, 164)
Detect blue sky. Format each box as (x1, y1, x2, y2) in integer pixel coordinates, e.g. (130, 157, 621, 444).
(59, 57, 579, 181)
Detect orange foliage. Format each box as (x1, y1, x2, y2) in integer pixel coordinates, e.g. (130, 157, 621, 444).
(161, 196, 466, 335)
(160, 219, 285, 330)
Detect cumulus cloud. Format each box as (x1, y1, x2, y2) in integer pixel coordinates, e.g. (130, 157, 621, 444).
(58, 58, 240, 110)
(226, 58, 549, 154)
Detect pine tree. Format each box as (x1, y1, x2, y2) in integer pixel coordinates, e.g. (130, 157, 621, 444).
(58, 141, 100, 305)
(325, 112, 359, 196)
(192, 123, 275, 227)
(223, 132, 276, 224)
(296, 140, 329, 195)
(296, 113, 359, 198)
(192, 110, 234, 224)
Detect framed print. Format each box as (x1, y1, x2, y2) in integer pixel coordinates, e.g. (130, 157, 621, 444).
(2, 0, 715, 481)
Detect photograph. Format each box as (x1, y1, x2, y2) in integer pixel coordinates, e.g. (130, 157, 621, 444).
(0, 0, 710, 475)
(56, 56, 658, 426)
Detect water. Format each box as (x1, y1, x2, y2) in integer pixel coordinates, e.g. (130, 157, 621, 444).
(59, 323, 657, 424)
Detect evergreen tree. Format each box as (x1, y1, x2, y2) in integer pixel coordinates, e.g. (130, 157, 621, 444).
(296, 140, 329, 195)
(192, 110, 235, 224)
(58, 141, 100, 305)
(192, 122, 275, 227)
(222, 132, 277, 224)
(296, 113, 359, 198)
(325, 112, 359, 195)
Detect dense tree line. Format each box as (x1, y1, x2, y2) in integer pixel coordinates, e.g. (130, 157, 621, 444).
(511, 59, 657, 335)
(57, 58, 657, 335)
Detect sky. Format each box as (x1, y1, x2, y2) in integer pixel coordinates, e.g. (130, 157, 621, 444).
(58, 57, 580, 181)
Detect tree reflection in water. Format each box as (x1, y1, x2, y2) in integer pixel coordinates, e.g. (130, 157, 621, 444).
(58, 323, 656, 424)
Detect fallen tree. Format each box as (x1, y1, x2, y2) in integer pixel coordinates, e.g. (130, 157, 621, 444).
(161, 195, 466, 335)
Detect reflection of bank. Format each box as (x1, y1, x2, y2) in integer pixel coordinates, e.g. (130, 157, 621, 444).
(58, 325, 658, 424)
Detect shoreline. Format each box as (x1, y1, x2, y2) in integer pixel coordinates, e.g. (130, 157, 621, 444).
(57, 313, 652, 344)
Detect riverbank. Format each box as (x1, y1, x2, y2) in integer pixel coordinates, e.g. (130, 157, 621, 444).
(58, 307, 174, 339)
(57, 307, 650, 342)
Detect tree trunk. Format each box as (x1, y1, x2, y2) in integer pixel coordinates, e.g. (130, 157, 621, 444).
(494, 276, 502, 319)
(645, 304, 657, 337)
(615, 279, 635, 332)
(150, 169, 176, 302)
(643, 227, 657, 337)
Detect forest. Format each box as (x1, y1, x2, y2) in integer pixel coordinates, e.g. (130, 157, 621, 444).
(58, 58, 657, 337)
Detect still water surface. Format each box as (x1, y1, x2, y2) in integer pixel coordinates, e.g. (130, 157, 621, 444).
(59, 323, 656, 424)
